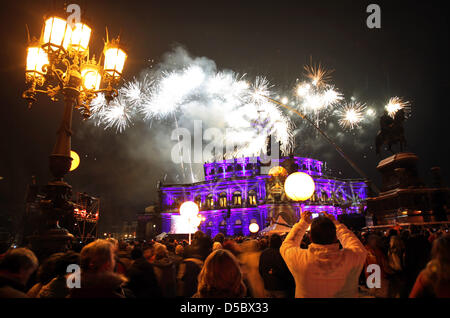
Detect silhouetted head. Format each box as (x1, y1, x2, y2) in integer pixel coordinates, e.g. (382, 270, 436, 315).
(310, 216, 337, 245)
(269, 233, 282, 249)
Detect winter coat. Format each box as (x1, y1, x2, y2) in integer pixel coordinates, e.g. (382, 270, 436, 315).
(177, 257, 203, 297)
(38, 276, 70, 298)
(152, 257, 176, 298)
(67, 271, 128, 298)
(125, 257, 161, 298)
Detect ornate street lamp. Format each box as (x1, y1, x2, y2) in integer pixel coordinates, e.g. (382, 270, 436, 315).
(22, 11, 127, 258)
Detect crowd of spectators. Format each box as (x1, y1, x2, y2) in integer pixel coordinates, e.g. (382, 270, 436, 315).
(0, 213, 448, 298)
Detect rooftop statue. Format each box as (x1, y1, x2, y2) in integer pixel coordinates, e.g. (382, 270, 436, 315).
(375, 108, 407, 155)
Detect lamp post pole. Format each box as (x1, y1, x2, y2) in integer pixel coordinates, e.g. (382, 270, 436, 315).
(23, 11, 127, 259)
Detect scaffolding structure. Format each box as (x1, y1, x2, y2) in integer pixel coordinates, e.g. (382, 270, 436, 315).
(72, 192, 100, 243)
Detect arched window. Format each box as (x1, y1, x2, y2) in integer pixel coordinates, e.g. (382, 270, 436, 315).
(250, 218, 257, 224)
(195, 195, 202, 208)
(219, 192, 227, 208)
(235, 219, 242, 225)
(207, 194, 214, 208)
(321, 190, 328, 202)
(248, 190, 257, 205)
(232, 191, 242, 206)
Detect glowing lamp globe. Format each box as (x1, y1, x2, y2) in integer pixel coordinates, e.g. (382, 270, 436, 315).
(81, 62, 102, 91)
(26, 45, 49, 82)
(284, 172, 315, 201)
(249, 223, 259, 234)
(179, 201, 199, 218)
(268, 166, 288, 177)
(69, 23, 92, 53)
(69, 150, 80, 172)
(41, 17, 72, 52)
(103, 41, 127, 80)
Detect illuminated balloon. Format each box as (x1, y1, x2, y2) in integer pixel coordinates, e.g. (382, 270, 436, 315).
(179, 201, 199, 218)
(70, 150, 80, 171)
(249, 223, 260, 234)
(284, 172, 315, 201)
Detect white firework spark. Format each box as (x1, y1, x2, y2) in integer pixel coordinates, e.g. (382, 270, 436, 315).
(337, 101, 367, 130)
(385, 96, 410, 117)
(90, 94, 138, 133)
(90, 60, 294, 158)
(294, 64, 343, 126)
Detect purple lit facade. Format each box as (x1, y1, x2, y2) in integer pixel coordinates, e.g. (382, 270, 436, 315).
(158, 156, 368, 237)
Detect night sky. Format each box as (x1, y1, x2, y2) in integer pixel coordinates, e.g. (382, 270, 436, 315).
(1, 0, 449, 232)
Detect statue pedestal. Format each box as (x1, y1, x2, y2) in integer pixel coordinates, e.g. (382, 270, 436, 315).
(377, 152, 422, 192)
(367, 152, 449, 225)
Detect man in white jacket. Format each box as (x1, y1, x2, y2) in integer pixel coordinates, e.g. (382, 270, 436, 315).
(280, 211, 367, 298)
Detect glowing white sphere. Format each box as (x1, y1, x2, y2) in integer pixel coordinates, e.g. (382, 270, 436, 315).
(249, 223, 260, 234)
(284, 172, 315, 201)
(179, 201, 199, 218)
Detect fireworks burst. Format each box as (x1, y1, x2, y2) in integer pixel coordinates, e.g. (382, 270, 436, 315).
(90, 59, 294, 159)
(337, 101, 367, 130)
(295, 63, 343, 126)
(303, 63, 333, 87)
(385, 97, 410, 117)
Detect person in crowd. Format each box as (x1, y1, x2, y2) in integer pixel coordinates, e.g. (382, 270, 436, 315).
(130, 246, 143, 262)
(193, 249, 246, 298)
(0, 248, 38, 298)
(68, 239, 129, 298)
(365, 234, 392, 297)
(213, 233, 225, 245)
(403, 225, 431, 297)
(280, 211, 367, 298)
(151, 243, 176, 297)
(125, 246, 161, 298)
(258, 238, 268, 251)
(177, 243, 203, 297)
(169, 244, 184, 273)
(37, 251, 80, 298)
(117, 241, 133, 273)
(222, 239, 241, 257)
(239, 240, 265, 297)
(410, 234, 450, 298)
(386, 235, 405, 298)
(212, 242, 222, 251)
(27, 252, 63, 297)
(185, 231, 212, 261)
(259, 233, 295, 298)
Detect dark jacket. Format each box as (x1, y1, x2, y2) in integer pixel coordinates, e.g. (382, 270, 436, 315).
(68, 271, 128, 298)
(37, 276, 70, 298)
(0, 275, 29, 298)
(152, 257, 176, 298)
(177, 257, 203, 297)
(125, 257, 161, 298)
(259, 247, 295, 292)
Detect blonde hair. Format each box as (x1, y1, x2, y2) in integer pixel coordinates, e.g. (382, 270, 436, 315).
(197, 249, 246, 298)
(80, 240, 114, 272)
(212, 242, 222, 251)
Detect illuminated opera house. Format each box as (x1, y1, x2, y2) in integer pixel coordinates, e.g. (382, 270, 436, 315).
(147, 155, 368, 238)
